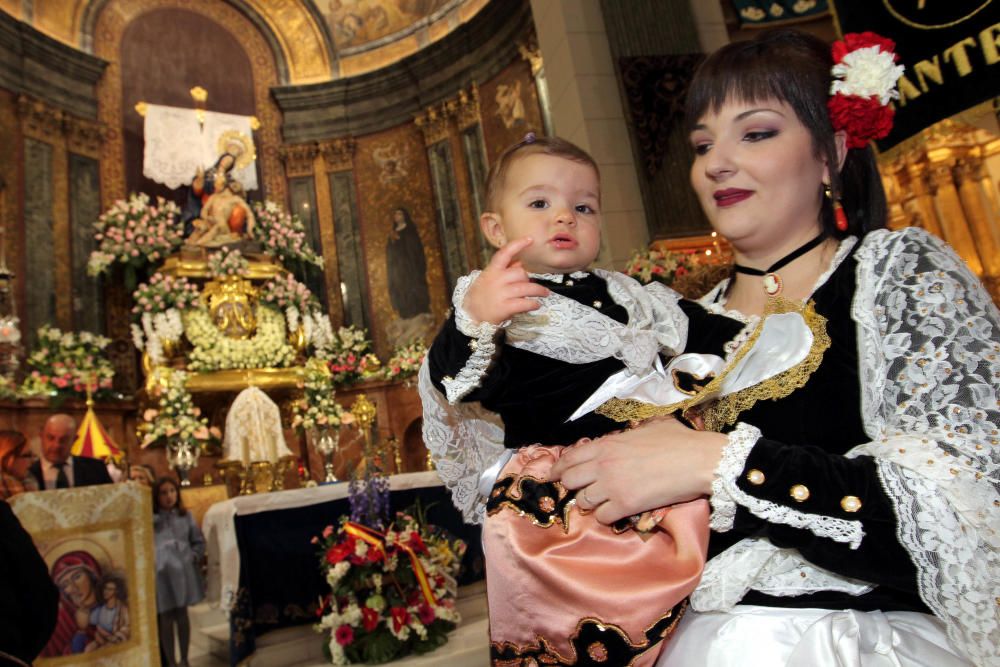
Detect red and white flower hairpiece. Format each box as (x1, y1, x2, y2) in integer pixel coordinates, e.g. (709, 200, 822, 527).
(827, 32, 905, 149)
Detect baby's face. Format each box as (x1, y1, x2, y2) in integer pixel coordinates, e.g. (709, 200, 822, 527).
(485, 153, 602, 275)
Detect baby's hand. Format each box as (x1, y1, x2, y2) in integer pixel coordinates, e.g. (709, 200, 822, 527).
(464, 237, 549, 325)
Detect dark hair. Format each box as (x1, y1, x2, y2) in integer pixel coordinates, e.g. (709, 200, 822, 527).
(99, 572, 127, 603)
(152, 476, 187, 516)
(484, 135, 600, 211)
(685, 28, 887, 238)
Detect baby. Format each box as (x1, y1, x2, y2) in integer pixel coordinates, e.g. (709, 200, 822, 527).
(424, 134, 710, 666)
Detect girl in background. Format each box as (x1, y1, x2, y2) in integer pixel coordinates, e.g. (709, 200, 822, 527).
(153, 476, 205, 667)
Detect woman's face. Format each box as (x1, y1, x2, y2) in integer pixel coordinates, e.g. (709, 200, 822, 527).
(6, 444, 33, 480)
(158, 482, 178, 511)
(59, 568, 96, 608)
(689, 97, 829, 258)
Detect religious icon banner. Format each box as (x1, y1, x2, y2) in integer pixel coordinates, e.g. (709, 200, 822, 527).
(830, 0, 1000, 150)
(10, 483, 159, 666)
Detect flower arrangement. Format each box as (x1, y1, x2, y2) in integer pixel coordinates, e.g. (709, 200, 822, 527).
(292, 358, 353, 434)
(383, 341, 427, 381)
(130, 273, 202, 365)
(183, 306, 295, 371)
(313, 511, 464, 665)
(624, 248, 699, 286)
(19, 325, 115, 400)
(139, 368, 221, 450)
(207, 248, 250, 279)
(87, 193, 183, 285)
(258, 272, 334, 348)
(252, 201, 324, 268)
(319, 326, 381, 385)
(828, 32, 905, 149)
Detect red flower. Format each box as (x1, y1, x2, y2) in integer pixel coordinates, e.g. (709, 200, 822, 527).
(325, 536, 356, 565)
(827, 95, 895, 149)
(674, 266, 688, 277)
(366, 546, 384, 563)
(832, 32, 897, 63)
(406, 531, 428, 554)
(417, 603, 436, 625)
(390, 606, 410, 632)
(335, 624, 354, 646)
(362, 607, 380, 632)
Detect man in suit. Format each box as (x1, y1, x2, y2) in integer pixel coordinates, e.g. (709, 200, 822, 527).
(28, 414, 112, 489)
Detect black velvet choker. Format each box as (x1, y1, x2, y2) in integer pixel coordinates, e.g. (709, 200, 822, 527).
(733, 233, 826, 296)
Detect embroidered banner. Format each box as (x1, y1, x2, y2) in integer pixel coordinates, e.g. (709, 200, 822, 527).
(731, 0, 830, 28)
(830, 0, 1000, 149)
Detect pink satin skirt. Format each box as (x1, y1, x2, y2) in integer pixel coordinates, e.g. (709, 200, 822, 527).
(485, 445, 710, 666)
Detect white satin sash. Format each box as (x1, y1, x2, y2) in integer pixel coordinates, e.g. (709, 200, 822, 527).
(657, 606, 972, 666)
(569, 310, 814, 422)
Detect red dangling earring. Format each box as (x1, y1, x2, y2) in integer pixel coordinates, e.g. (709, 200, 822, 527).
(833, 199, 848, 232)
(824, 183, 849, 232)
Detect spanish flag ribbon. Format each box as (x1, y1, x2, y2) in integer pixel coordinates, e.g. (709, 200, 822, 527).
(343, 521, 438, 606)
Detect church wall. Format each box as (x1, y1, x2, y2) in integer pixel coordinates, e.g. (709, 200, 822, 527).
(118, 7, 258, 201)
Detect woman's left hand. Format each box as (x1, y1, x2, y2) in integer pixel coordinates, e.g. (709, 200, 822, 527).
(549, 415, 728, 525)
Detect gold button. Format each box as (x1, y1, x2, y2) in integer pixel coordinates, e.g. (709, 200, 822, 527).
(840, 495, 862, 513)
(468, 339, 479, 351)
(566, 279, 574, 286)
(790, 484, 810, 502)
(592, 300, 602, 308)
(746, 469, 765, 485)
(443, 375, 453, 383)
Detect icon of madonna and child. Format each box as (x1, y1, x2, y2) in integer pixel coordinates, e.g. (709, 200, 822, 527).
(38, 537, 132, 658)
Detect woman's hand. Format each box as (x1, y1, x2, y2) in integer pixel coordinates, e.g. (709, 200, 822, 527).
(549, 415, 728, 525)
(463, 237, 549, 325)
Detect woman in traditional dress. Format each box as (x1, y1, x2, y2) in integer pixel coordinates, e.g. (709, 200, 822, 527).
(548, 29, 998, 666)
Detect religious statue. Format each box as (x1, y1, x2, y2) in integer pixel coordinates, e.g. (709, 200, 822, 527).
(181, 133, 254, 236)
(186, 176, 256, 248)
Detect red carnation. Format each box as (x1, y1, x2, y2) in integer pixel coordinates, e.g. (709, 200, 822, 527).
(407, 531, 428, 554)
(827, 95, 895, 149)
(362, 607, 380, 632)
(325, 537, 356, 565)
(832, 32, 897, 63)
(335, 624, 354, 646)
(417, 603, 436, 625)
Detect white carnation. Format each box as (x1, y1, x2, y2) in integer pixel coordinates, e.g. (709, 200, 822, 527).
(830, 46, 904, 105)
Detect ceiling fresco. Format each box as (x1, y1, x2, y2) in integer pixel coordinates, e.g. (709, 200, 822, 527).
(1, 0, 489, 82)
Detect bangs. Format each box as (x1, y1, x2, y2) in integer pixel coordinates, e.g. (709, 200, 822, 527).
(684, 30, 832, 136)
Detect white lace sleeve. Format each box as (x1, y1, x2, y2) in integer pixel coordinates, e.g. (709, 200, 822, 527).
(849, 227, 1000, 665)
(419, 360, 507, 524)
(441, 272, 504, 404)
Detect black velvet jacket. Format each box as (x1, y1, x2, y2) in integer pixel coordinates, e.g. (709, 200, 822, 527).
(688, 247, 928, 613)
(428, 272, 640, 447)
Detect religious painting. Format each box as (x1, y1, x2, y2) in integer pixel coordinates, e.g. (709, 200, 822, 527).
(479, 59, 544, 164)
(355, 126, 448, 356)
(10, 484, 158, 666)
(324, 0, 452, 50)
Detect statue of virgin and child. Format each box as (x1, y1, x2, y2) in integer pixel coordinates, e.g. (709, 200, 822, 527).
(181, 136, 257, 249)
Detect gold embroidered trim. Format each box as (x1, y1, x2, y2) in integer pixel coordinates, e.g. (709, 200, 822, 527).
(486, 474, 576, 533)
(490, 601, 687, 666)
(597, 298, 831, 432)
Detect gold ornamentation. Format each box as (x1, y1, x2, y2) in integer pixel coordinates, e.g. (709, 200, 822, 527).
(279, 142, 319, 177)
(190, 86, 208, 103)
(319, 137, 356, 172)
(351, 393, 378, 432)
(217, 129, 256, 170)
(790, 484, 810, 502)
(596, 298, 832, 432)
(202, 277, 259, 339)
(840, 495, 862, 513)
(747, 469, 766, 485)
